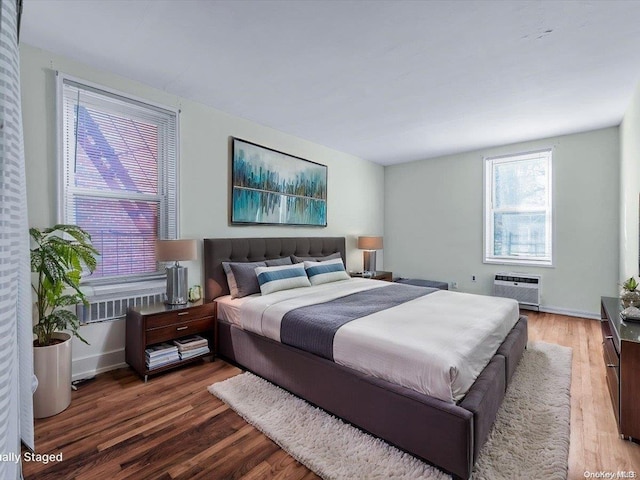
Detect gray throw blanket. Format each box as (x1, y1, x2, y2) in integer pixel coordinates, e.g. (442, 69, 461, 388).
(280, 283, 436, 360)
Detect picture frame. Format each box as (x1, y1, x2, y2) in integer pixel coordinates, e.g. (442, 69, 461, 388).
(230, 138, 328, 226)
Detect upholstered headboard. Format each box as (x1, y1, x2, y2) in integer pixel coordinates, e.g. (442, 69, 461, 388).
(203, 237, 346, 301)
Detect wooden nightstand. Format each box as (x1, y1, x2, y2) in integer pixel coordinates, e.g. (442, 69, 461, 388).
(125, 300, 216, 381)
(349, 271, 393, 281)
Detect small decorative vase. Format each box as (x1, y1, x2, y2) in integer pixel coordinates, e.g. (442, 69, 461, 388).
(188, 285, 202, 302)
(621, 289, 640, 308)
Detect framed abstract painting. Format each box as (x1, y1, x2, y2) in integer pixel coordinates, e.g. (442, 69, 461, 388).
(231, 138, 328, 226)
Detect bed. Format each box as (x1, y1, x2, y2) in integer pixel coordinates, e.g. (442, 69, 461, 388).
(204, 237, 528, 479)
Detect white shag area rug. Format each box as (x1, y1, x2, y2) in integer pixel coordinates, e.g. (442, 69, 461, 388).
(208, 341, 571, 480)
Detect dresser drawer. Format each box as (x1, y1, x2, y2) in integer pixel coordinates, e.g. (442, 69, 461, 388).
(602, 333, 621, 425)
(603, 335, 620, 370)
(605, 367, 620, 425)
(601, 317, 612, 339)
(146, 316, 214, 345)
(145, 304, 215, 329)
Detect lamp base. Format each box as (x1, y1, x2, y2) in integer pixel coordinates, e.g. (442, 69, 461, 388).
(363, 250, 377, 274)
(166, 264, 188, 305)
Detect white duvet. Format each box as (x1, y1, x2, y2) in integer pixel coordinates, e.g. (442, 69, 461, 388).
(238, 278, 519, 403)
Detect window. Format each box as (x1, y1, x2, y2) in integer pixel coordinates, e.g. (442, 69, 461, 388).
(58, 74, 178, 284)
(484, 149, 552, 266)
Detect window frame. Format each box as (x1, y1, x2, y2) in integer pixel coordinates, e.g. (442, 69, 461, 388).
(483, 148, 553, 267)
(56, 72, 180, 286)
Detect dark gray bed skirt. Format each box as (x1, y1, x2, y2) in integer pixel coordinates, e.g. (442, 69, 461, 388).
(216, 315, 528, 479)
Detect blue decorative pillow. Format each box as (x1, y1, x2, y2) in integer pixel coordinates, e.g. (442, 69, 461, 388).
(222, 261, 266, 298)
(304, 258, 350, 286)
(255, 263, 311, 295)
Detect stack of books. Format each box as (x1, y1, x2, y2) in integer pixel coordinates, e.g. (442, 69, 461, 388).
(173, 335, 210, 360)
(145, 343, 179, 370)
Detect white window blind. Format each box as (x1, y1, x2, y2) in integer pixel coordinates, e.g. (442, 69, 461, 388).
(58, 75, 178, 284)
(484, 149, 553, 266)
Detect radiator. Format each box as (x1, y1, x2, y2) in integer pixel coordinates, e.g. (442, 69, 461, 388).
(493, 273, 541, 308)
(77, 291, 164, 324)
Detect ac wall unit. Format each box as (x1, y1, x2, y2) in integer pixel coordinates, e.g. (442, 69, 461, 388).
(493, 272, 541, 310)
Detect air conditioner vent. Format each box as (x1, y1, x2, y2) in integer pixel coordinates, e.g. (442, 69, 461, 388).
(493, 272, 541, 309)
(77, 292, 165, 324)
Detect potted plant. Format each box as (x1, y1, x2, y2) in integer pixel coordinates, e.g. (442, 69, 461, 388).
(30, 224, 98, 418)
(621, 277, 640, 308)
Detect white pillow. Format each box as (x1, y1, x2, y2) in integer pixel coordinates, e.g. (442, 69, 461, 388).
(255, 263, 311, 295)
(304, 258, 350, 286)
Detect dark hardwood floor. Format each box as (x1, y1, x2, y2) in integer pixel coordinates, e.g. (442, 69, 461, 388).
(22, 311, 640, 479)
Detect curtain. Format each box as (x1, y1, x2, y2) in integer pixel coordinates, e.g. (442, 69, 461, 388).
(0, 1, 34, 479)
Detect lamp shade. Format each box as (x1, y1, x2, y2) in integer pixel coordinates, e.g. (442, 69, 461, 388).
(357, 236, 383, 250)
(156, 239, 197, 262)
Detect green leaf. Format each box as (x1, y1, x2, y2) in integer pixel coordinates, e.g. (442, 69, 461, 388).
(623, 277, 639, 292)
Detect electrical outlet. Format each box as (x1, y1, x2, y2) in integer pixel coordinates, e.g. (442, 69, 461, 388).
(472, 275, 476, 282)
(450, 281, 458, 289)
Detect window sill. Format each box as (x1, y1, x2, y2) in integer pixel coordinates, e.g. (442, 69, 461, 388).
(483, 258, 554, 268)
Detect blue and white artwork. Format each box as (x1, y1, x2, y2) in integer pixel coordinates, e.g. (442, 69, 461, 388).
(231, 139, 327, 226)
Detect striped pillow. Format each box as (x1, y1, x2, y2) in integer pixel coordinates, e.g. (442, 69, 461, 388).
(304, 258, 350, 286)
(255, 263, 311, 295)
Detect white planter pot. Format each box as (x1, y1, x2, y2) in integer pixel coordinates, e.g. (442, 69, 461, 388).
(33, 332, 72, 418)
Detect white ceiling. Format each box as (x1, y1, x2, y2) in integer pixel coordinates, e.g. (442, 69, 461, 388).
(20, 0, 640, 166)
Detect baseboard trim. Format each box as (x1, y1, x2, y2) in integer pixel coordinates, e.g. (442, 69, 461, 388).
(72, 348, 127, 381)
(537, 305, 600, 320)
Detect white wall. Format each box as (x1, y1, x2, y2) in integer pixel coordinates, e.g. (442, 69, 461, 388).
(385, 128, 620, 318)
(620, 81, 640, 280)
(20, 44, 384, 379)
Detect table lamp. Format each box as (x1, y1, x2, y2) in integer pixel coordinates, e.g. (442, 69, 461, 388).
(357, 236, 383, 273)
(156, 239, 197, 305)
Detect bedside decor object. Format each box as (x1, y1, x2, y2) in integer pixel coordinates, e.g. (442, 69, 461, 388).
(350, 270, 393, 282)
(620, 276, 640, 307)
(157, 239, 197, 305)
(189, 285, 202, 302)
(357, 236, 383, 273)
(231, 138, 327, 226)
(30, 224, 99, 418)
(621, 306, 640, 322)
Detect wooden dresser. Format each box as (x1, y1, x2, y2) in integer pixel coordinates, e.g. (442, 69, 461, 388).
(600, 296, 640, 441)
(125, 300, 216, 381)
